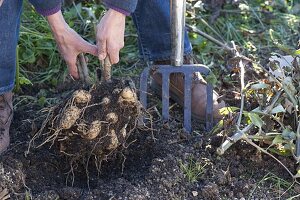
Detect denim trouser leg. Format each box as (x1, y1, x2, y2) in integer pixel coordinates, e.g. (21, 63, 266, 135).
(132, 0, 192, 62)
(0, 0, 23, 95)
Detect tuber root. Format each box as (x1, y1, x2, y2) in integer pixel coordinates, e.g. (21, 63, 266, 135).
(118, 87, 136, 104)
(73, 90, 92, 104)
(60, 106, 81, 129)
(105, 113, 118, 124)
(76, 121, 88, 133)
(83, 120, 102, 140)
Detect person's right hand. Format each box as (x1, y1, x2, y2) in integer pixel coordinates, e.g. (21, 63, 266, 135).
(47, 11, 98, 79)
(96, 9, 126, 64)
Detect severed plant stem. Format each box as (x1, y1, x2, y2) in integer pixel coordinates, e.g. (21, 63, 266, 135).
(230, 41, 245, 127)
(217, 124, 253, 155)
(217, 90, 282, 155)
(77, 53, 91, 85)
(237, 59, 245, 127)
(237, 60, 245, 126)
(217, 89, 295, 178)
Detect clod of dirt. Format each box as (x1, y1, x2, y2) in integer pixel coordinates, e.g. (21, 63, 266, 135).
(201, 182, 220, 200)
(215, 170, 231, 185)
(0, 162, 24, 193)
(73, 90, 91, 104)
(107, 130, 119, 150)
(34, 190, 60, 200)
(60, 106, 81, 130)
(31, 79, 142, 177)
(58, 187, 83, 200)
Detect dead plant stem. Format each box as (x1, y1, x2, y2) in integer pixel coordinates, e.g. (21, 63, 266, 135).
(217, 90, 282, 154)
(243, 136, 294, 177)
(231, 41, 245, 127)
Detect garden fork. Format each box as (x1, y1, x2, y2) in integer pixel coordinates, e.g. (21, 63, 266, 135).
(139, 0, 214, 132)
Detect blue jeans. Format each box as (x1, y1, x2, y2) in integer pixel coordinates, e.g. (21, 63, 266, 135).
(132, 0, 192, 61)
(0, 0, 23, 95)
(0, 0, 192, 95)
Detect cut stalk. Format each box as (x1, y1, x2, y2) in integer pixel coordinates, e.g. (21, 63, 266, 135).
(77, 53, 91, 85)
(217, 91, 282, 155)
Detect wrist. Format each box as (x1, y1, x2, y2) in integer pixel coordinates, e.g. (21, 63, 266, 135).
(106, 8, 127, 19)
(47, 10, 69, 34)
(107, 7, 130, 16)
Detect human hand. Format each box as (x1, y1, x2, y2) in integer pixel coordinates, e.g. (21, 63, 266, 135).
(96, 9, 126, 64)
(47, 11, 98, 79)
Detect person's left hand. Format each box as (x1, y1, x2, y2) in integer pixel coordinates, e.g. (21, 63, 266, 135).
(47, 11, 98, 79)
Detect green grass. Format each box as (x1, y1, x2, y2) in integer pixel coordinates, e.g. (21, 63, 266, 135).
(19, 1, 300, 91)
(179, 157, 208, 183)
(19, 3, 63, 86)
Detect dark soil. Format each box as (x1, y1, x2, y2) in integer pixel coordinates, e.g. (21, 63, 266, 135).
(29, 78, 141, 177)
(0, 79, 299, 200)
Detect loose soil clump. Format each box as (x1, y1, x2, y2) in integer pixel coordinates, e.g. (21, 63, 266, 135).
(30, 79, 142, 175)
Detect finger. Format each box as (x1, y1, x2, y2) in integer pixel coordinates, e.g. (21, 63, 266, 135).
(80, 40, 98, 57)
(66, 59, 79, 79)
(97, 38, 107, 60)
(107, 48, 120, 64)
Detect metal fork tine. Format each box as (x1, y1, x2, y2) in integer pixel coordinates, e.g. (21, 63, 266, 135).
(140, 67, 150, 110)
(162, 72, 170, 122)
(184, 72, 192, 132)
(206, 84, 213, 130)
(139, 64, 214, 132)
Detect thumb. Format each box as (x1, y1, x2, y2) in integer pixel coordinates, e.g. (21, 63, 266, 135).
(80, 40, 98, 57)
